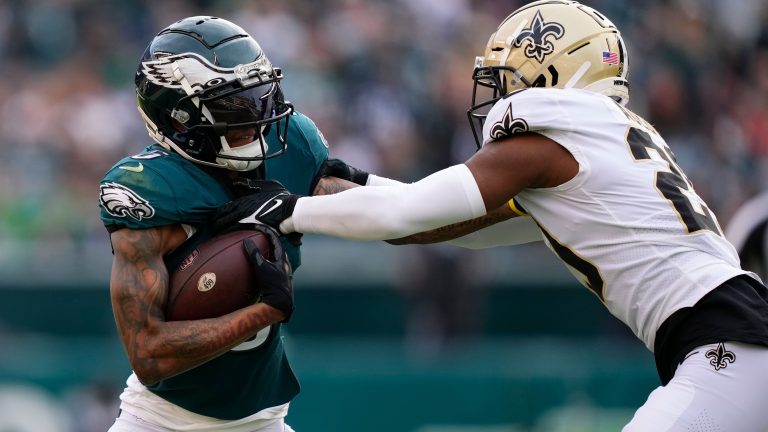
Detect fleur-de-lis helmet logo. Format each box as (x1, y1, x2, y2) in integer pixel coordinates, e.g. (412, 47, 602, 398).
(513, 11, 565, 63)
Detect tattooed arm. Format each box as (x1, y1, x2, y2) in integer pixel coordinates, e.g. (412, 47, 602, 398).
(387, 204, 517, 245)
(109, 224, 284, 385)
(312, 176, 359, 196)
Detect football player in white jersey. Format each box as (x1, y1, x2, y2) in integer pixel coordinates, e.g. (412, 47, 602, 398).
(214, 1, 768, 430)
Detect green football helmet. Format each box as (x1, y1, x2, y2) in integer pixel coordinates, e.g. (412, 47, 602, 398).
(135, 16, 293, 171)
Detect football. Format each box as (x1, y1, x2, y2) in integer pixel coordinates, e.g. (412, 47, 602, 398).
(166, 229, 271, 321)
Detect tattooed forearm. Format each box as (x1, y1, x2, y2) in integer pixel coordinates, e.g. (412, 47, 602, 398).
(137, 304, 276, 380)
(109, 226, 278, 384)
(387, 204, 517, 245)
(313, 176, 360, 196)
(110, 228, 168, 380)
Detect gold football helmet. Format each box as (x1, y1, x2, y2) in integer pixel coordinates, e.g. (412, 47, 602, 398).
(469, 0, 629, 146)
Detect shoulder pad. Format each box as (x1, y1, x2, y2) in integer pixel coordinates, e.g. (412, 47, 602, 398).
(483, 88, 600, 146)
(99, 149, 230, 230)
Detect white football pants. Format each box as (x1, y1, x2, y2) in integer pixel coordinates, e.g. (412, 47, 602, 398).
(624, 342, 768, 431)
(108, 411, 296, 432)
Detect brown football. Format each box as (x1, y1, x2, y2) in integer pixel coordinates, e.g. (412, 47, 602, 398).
(166, 230, 271, 321)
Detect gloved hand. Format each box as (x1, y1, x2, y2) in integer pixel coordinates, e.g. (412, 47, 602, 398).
(243, 224, 294, 322)
(310, 158, 370, 192)
(213, 180, 302, 233)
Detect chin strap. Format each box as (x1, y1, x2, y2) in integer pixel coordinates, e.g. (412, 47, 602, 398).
(215, 138, 265, 172)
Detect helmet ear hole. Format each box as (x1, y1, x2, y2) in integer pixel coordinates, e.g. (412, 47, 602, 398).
(531, 74, 547, 88)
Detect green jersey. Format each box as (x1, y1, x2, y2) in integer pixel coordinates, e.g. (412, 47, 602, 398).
(98, 112, 328, 419)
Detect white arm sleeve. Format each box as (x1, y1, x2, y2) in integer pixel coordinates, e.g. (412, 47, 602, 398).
(445, 216, 543, 249)
(283, 164, 487, 240)
(364, 173, 541, 248)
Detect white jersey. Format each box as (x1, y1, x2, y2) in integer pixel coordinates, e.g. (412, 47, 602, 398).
(482, 88, 751, 350)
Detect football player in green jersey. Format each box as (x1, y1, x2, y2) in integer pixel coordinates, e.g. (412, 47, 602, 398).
(99, 16, 359, 432)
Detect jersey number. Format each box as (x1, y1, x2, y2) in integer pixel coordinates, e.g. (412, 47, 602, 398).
(627, 127, 722, 236)
(231, 327, 271, 352)
(539, 225, 605, 301)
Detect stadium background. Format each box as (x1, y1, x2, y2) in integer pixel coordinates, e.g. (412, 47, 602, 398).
(0, 0, 766, 431)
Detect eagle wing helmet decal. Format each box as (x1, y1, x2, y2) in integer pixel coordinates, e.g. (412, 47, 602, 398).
(99, 182, 156, 221)
(141, 55, 184, 88)
(141, 53, 275, 90)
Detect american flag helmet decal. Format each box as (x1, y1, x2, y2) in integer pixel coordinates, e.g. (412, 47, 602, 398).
(602, 51, 619, 65)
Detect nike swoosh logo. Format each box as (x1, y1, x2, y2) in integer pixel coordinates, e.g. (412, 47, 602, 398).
(261, 199, 283, 216)
(255, 195, 284, 217)
(254, 194, 285, 215)
(682, 350, 700, 362)
(238, 193, 288, 224)
(119, 163, 144, 173)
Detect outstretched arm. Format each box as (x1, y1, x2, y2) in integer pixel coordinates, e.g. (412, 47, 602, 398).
(312, 174, 542, 247)
(284, 133, 576, 240)
(219, 135, 572, 242)
(109, 224, 284, 385)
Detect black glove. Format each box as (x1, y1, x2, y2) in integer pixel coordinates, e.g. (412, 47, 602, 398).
(213, 180, 302, 233)
(243, 225, 294, 322)
(309, 158, 370, 192)
(230, 176, 269, 198)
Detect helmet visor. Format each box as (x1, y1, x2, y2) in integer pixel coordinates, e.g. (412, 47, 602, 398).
(180, 78, 293, 161)
(205, 81, 285, 126)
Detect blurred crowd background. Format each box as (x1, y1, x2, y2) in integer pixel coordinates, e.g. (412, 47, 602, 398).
(0, 0, 767, 431)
